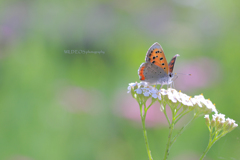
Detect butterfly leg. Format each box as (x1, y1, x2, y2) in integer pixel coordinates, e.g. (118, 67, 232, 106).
(159, 83, 163, 91)
(170, 74, 178, 88)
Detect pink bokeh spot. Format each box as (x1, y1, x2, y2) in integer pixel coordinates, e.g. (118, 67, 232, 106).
(114, 90, 170, 127)
(174, 57, 221, 91)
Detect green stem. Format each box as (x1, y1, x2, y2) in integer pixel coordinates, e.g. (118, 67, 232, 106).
(147, 101, 155, 110)
(199, 139, 213, 160)
(162, 104, 170, 126)
(140, 103, 153, 160)
(175, 110, 190, 124)
(163, 110, 176, 160)
(170, 116, 196, 147)
(175, 104, 182, 114)
(199, 127, 220, 160)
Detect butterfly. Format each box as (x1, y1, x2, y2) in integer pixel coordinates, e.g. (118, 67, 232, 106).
(138, 42, 179, 88)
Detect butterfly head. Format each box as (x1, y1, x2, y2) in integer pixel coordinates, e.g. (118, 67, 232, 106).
(168, 72, 177, 84)
(169, 72, 174, 78)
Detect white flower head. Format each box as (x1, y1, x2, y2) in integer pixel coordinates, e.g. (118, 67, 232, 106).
(204, 99, 218, 114)
(193, 94, 205, 107)
(204, 115, 209, 119)
(139, 82, 148, 87)
(174, 91, 183, 102)
(192, 95, 218, 115)
(225, 117, 238, 130)
(127, 82, 138, 93)
(149, 88, 158, 99)
(182, 95, 193, 107)
(129, 82, 137, 87)
(167, 90, 178, 103)
(128, 82, 220, 117)
(208, 113, 238, 132)
(152, 93, 158, 99)
(216, 113, 225, 122)
(175, 90, 193, 107)
(148, 85, 154, 90)
(204, 114, 210, 126)
(150, 88, 157, 94)
(143, 90, 150, 97)
(226, 118, 235, 124)
(190, 96, 202, 107)
(135, 88, 143, 94)
(160, 89, 168, 95)
(127, 86, 132, 93)
(233, 123, 238, 128)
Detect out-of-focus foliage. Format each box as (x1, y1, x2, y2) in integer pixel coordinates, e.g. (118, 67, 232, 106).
(0, 0, 239, 160)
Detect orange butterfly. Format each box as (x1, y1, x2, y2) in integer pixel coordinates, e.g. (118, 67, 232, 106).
(138, 42, 179, 87)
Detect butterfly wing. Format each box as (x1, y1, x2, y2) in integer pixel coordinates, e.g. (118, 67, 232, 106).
(145, 42, 169, 74)
(168, 54, 180, 73)
(138, 62, 168, 84)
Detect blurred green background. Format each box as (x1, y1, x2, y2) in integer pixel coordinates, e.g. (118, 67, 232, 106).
(0, 0, 240, 160)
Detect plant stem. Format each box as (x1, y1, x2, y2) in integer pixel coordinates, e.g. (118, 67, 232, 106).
(163, 112, 176, 160)
(162, 104, 170, 126)
(147, 101, 155, 110)
(170, 116, 195, 147)
(199, 139, 213, 160)
(199, 128, 219, 160)
(140, 103, 153, 160)
(175, 109, 189, 122)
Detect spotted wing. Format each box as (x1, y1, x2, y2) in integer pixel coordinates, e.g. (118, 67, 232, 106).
(138, 62, 168, 84)
(168, 54, 179, 73)
(145, 42, 169, 74)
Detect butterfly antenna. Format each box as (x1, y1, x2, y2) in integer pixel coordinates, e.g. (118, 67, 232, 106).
(175, 73, 192, 76)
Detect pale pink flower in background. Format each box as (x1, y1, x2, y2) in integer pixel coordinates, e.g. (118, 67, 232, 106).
(0, 4, 28, 41)
(113, 90, 191, 128)
(174, 57, 221, 91)
(114, 90, 171, 127)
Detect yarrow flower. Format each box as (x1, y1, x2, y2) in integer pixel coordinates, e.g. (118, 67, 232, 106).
(205, 113, 238, 133)
(194, 95, 218, 114)
(150, 88, 158, 99)
(127, 82, 217, 114)
(201, 113, 238, 159)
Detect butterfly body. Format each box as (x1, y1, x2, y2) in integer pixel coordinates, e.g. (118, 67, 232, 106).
(138, 42, 179, 86)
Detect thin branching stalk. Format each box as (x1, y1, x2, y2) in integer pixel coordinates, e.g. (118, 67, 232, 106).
(139, 102, 153, 160)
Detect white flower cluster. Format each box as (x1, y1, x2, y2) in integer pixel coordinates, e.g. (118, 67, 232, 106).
(204, 113, 238, 132)
(128, 82, 161, 100)
(128, 82, 218, 114)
